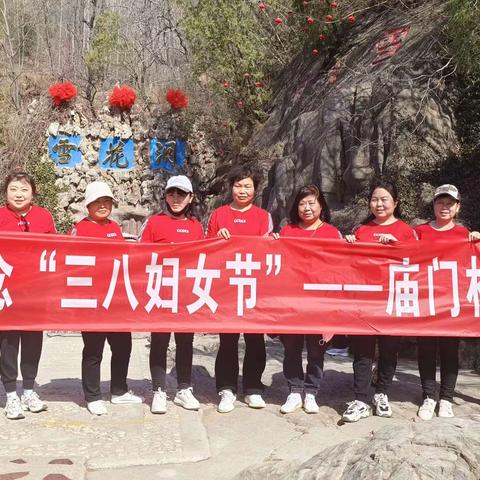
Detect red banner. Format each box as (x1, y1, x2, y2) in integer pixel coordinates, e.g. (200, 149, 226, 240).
(1, 232, 480, 336)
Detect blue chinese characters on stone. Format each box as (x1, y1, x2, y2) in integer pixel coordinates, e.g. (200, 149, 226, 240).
(149, 139, 186, 172)
(99, 137, 135, 170)
(48, 135, 82, 168)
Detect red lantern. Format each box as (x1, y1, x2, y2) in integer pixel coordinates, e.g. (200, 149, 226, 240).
(348, 15, 356, 23)
(306, 17, 315, 24)
(319, 33, 326, 41)
(274, 17, 283, 25)
(109, 85, 136, 111)
(331, 1, 337, 7)
(324, 14, 334, 22)
(312, 49, 319, 55)
(165, 89, 189, 110)
(48, 82, 77, 106)
(258, 2, 267, 11)
(223, 80, 229, 88)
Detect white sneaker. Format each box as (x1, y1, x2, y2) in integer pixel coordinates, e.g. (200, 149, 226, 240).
(373, 393, 392, 418)
(326, 347, 349, 357)
(418, 397, 437, 420)
(244, 394, 266, 409)
(151, 388, 167, 414)
(87, 400, 107, 416)
(5, 395, 25, 420)
(111, 390, 143, 404)
(21, 391, 47, 413)
(174, 387, 200, 410)
(217, 389, 236, 413)
(342, 400, 371, 422)
(280, 392, 302, 414)
(303, 393, 319, 414)
(438, 399, 454, 418)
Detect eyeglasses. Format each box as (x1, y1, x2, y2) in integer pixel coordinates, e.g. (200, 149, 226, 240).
(18, 217, 29, 232)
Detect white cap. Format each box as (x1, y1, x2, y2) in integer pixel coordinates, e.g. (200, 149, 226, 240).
(165, 175, 193, 193)
(433, 184, 460, 201)
(84, 181, 115, 207)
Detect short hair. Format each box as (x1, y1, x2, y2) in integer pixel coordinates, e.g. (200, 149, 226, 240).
(289, 185, 331, 224)
(3, 171, 37, 196)
(228, 165, 262, 191)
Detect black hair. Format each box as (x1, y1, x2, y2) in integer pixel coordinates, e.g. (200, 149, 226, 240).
(228, 164, 262, 191)
(3, 171, 37, 196)
(289, 185, 331, 224)
(361, 179, 401, 224)
(164, 189, 195, 219)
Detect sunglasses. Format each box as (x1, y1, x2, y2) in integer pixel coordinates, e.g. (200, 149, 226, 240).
(18, 217, 29, 232)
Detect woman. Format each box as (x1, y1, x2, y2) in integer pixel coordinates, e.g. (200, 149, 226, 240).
(343, 180, 417, 422)
(71, 180, 142, 415)
(415, 184, 480, 420)
(0, 171, 56, 420)
(141, 175, 204, 413)
(207, 164, 273, 413)
(277, 185, 342, 414)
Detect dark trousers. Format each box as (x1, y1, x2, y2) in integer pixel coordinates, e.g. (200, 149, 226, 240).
(417, 336, 459, 402)
(0, 331, 43, 393)
(351, 335, 401, 402)
(281, 334, 325, 394)
(329, 335, 349, 349)
(215, 333, 266, 395)
(150, 332, 194, 391)
(81, 332, 132, 402)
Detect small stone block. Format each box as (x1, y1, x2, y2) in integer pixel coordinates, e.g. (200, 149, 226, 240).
(48, 459, 73, 465)
(0, 474, 29, 480)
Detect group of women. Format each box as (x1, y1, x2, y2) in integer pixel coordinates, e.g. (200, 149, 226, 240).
(0, 167, 475, 423)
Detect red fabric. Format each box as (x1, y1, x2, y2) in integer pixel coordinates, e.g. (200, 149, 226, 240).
(206, 204, 272, 238)
(0, 205, 56, 233)
(355, 220, 416, 242)
(109, 85, 136, 110)
(415, 223, 469, 241)
(48, 82, 77, 106)
(0, 235, 478, 335)
(165, 89, 189, 110)
(71, 218, 124, 241)
(140, 213, 204, 243)
(280, 223, 342, 239)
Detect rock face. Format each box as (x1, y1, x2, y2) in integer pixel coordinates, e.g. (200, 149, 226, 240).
(235, 417, 480, 480)
(249, 0, 459, 231)
(46, 108, 188, 236)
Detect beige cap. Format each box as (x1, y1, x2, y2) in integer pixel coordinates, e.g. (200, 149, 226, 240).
(85, 181, 115, 207)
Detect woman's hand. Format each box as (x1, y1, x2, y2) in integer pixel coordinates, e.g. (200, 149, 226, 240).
(378, 233, 398, 244)
(469, 231, 480, 242)
(345, 234, 357, 244)
(271, 232, 280, 240)
(217, 228, 231, 240)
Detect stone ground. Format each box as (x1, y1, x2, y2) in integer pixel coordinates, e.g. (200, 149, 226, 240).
(0, 334, 479, 479)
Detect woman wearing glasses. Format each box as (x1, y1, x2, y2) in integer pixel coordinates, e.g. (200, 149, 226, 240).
(0, 171, 56, 420)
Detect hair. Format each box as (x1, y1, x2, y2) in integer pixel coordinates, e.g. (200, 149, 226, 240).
(164, 188, 195, 219)
(289, 185, 331, 225)
(361, 179, 401, 224)
(228, 164, 262, 191)
(3, 171, 37, 196)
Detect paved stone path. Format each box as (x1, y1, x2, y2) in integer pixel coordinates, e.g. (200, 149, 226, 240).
(0, 335, 209, 479)
(0, 335, 480, 479)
